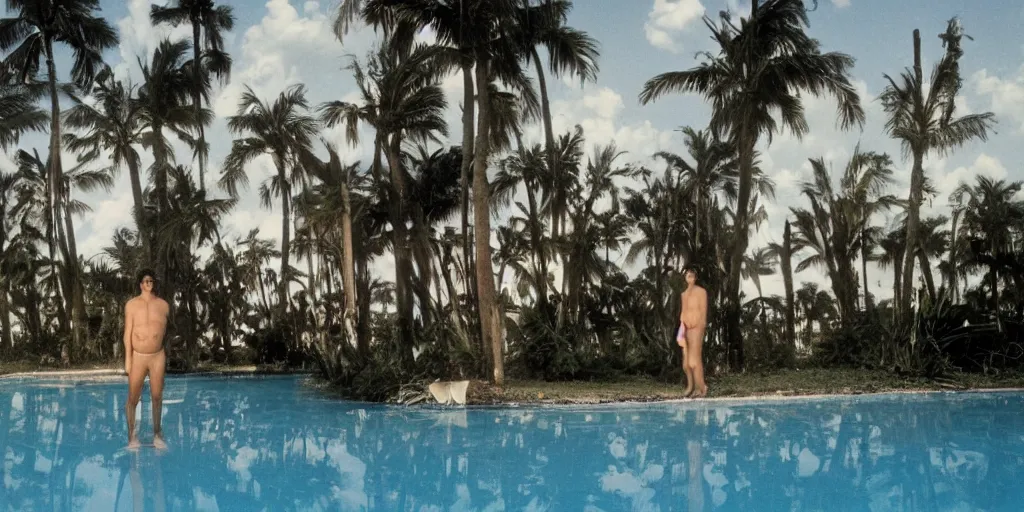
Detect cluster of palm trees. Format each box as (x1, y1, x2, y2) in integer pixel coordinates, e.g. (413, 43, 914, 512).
(1, 0, 1021, 387)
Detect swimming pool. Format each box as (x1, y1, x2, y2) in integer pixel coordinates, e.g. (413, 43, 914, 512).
(0, 374, 1020, 511)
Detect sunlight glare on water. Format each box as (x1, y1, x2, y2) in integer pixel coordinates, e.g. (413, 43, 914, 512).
(1, 375, 1021, 511)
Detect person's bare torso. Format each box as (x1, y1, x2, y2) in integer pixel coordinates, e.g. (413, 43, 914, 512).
(129, 297, 168, 354)
(681, 286, 706, 328)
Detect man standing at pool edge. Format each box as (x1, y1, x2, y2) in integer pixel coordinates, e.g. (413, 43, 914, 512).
(124, 269, 169, 450)
(679, 266, 708, 398)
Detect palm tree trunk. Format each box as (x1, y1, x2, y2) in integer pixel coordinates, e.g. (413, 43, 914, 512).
(727, 128, 756, 372)
(0, 284, 12, 351)
(782, 220, 796, 352)
(385, 136, 415, 362)
(191, 20, 207, 192)
(861, 223, 873, 312)
(899, 30, 924, 318)
(917, 250, 936, 304)
(525, 179, 548, 307)
(340, 174, 359, 351)
(126, 155, 150, 261)
(459, 58, 481, 361)
(531, 49, 555, 311)
(277, 161, 291, 313)
(473, 57, 504, 385)
(44, 37, 69, 345)
(62, 197, 87, 363)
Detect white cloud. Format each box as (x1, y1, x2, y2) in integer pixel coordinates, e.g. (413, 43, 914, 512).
(644, 0, 706, 53)
(831, 0, 851, 8)
(971, 65, 1024, 132)
(212, 0, 351, 118)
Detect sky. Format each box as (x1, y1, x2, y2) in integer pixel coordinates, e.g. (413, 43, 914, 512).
(3, 0, 1022, 303)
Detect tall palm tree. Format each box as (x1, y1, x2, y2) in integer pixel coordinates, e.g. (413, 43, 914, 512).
(150, 0, 236, 192)
(221, 84, 319, 313)
(318, 39, 449, 360)
(333, 0, 535, 385)
(136, 39, 204, 248)
(300, 142, 369, 351)
(15, 147, 114, 361)
(511, 0, 599, 240)
(639, 0, 864, 370)
(839, 149, 899, 311)
(63, 69, 149, 259)
(1, 0, 119, 352)
(880, 18, 995, 316)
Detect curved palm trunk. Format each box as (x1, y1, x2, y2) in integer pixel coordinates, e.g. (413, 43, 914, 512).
(530, 48, 553, 309)
(473, 57, 504, 385)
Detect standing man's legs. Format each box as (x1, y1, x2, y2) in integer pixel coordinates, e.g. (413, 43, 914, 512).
(149, 350, 167, 449)
(686, 326, 708, 397)
(681, 343, 694, 396)
(126, 360, 147, 449)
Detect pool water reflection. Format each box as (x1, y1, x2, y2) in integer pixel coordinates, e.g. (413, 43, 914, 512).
(1, 375, 1021, 511)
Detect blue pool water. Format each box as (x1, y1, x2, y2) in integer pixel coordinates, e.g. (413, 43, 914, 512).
(1, 375, 1021, 511)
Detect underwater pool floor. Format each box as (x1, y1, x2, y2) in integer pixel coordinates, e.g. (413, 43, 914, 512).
(1, 374, 1021, 511)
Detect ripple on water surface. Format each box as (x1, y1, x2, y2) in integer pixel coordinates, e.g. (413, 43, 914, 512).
(0, 374, 1021, 511)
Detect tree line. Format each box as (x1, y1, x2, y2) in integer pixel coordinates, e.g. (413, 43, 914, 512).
(1, 1, 1021, 398)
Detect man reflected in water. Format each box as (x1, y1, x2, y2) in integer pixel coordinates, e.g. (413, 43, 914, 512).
(124, 269, 169, 450)
(678, 267, 708, 398)
(128, 453, 167, 512)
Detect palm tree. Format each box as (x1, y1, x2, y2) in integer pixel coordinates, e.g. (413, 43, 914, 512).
(333, 0, 535, 385)
(318, 39, 449, 361)
(839, 149, 899, 311)
(221, 84, 319, 313)
(742, 247, 777, 299)
(950, 176, 1024, 311)
(15, 147, 115, 361)
(768, 219, 800, 351)
(639, 0, 864, 370)
(136, 39, 205, 249)
(511, 0, 600, 239)
(1, 0, 119, 352)
(63, 69, 149, 259)
(150, 0, 236, 192)
(300, 142, 369, 351)
(880, 18, 995, 317)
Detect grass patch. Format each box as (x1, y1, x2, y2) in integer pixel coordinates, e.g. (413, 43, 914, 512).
(465, 368, 1024, 405)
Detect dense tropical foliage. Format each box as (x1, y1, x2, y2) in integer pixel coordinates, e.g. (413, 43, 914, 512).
(2, 1, 1021, 400)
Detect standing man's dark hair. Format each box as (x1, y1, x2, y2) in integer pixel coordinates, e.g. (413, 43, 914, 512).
(136, 269, 156, 290)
